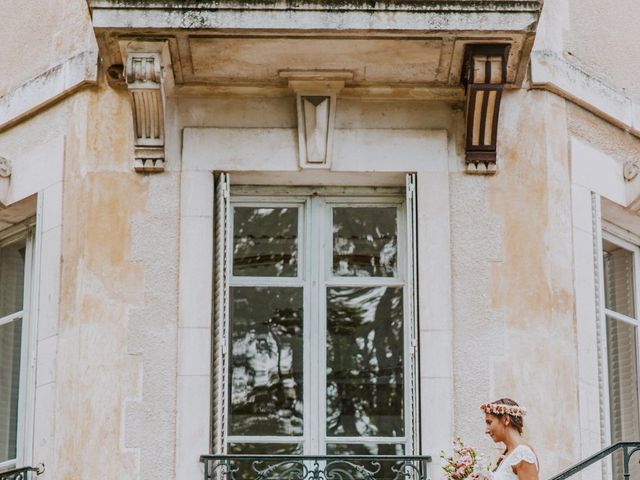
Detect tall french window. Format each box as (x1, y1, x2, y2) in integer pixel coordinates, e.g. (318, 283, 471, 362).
(0, 232, 29, 468)
(602, 235, 640, 480)
(212, 175, 419, 468)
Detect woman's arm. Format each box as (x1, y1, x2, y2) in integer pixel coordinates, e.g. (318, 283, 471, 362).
(512, 460, 539, 480)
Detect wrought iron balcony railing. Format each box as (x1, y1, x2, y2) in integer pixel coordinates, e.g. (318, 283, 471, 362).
(0, 465, 43, 480)
(549, 442, 640, 480)
(200, 455, 432, 480)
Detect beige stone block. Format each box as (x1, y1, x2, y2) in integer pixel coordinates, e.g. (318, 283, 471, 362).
(41, 181, 63, 233)
(178, 327, 211, 377)
(571, 137, 625, 204)
(37, 226, 62, 341)
(332, 129, 448, 173)
(417, 172, 453, 331)
(572, 228, 599, 384)
(571, 184, 593, 234)
(36, 335, 57, 387)
(176, 375, 211, 480)
(3, 135, 64, 206)
(578, 384, 601, 452)
(32, 382, 56, 474)
(183, 127, 298, 172)
(419, 377, 453, 464)
(419, 329, 453, 380)
(179, 216, 213, 328)
(181, 171, 214, 219)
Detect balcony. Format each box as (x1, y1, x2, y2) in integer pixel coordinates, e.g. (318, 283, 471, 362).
(87, 0, 542, 96)
(0, 466, 43, 480)
(199, 454, 433, 480)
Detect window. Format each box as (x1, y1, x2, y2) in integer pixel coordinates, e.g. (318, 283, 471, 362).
(212, 176, 419, 460)
(0, 231, 31, 469)
(602, 234, 640, 480)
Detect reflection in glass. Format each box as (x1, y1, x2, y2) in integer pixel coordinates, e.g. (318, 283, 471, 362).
(0, 238, 26, 318)
(233, 207, 298, 277)
(230, 287, 303, 436)
(326, 287, 404, 437)
(0, 318, 21, 462)
(228, 443, 303, 480)
(326, 444, 405, 480)
(333, 207, 397, 277)
(603, 240, 635, 317)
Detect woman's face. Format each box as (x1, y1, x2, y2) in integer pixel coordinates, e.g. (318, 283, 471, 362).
(485, 413, 507, 443)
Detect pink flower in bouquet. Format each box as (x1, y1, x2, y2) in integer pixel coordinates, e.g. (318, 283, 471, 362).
(441, 439, 492, 480)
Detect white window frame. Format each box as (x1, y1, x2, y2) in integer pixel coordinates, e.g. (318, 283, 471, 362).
(600, 230, 640, 449)
(0, 225, 35, 472)
(220, 184, 419, 455)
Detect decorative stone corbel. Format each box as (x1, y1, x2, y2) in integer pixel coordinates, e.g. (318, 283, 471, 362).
(624, 160, 640, 181)
(125, 50, 166, 173)
(281, 71, 352, 169)
(623, 160, 640, 214)
(463, 45, 510, 175)
(0, 157, 11, 178)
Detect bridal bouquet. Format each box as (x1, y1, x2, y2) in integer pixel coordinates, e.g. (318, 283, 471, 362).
(441, 438, 493, 480)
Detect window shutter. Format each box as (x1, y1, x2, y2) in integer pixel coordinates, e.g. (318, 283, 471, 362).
(606, 317, 640, 441)
(0, 317, 22, 463)
(603, 244, 640, 480)
(405, 173, 420, 453)
(0, 237, 28, 464)
(212, 173, 230, 454)
(603, 247, 635, 316)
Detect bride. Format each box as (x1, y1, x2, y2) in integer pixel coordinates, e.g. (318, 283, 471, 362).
(481, 398, 539, 480)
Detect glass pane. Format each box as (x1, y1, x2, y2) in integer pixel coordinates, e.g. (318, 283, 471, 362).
(0, 238, 26, 318)
(0, 318, 22, 463)
(606, 316, 640, 480)
(333, 207, 397, 277)
(326, 287, 404, 437)
(229, 287, 303, 436)
(603, 240, 635, 317)
(227, 443, 303, 480)
(233, 207, 298, 277)
(326, 444, 405, 480)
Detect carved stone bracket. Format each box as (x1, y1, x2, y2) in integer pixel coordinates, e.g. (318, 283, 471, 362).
(125, 50, 166, 173)
(463, 45, 510, 175)
(281, 71, 352, 169)
(624, 160, 640, 181)
(624, 160, 640, 214)
(0, 157, 11, 178)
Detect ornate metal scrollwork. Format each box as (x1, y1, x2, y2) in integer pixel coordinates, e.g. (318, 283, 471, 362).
(201, 455, 431, 480)
(0, 465, 44, 480)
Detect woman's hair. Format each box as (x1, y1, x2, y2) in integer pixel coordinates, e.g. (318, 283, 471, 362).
(491, 398, 524, 470)
(491, 397, 524, 434)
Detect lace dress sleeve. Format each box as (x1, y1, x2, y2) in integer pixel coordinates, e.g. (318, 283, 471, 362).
(508, 445, 538, 470)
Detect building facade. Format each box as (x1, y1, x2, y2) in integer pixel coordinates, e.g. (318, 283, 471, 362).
(0, 1, 639, 479)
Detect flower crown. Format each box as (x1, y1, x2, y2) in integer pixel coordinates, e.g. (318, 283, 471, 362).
(480, 402, 527, 417)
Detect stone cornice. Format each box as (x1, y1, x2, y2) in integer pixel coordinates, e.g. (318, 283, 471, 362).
(89, 0, 542, 11)
(0, 50, 99, 133)
(530, 49, 640, 140)
(89, 0, 541, 31)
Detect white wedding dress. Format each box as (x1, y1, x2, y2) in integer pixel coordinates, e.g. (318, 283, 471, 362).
(492, 444, 539, 480)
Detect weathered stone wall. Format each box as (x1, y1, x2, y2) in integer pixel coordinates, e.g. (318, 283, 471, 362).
(56, 80, 180, 480)
(0, 0, 96, 97)
(567, 0, 640, 98)
(0, 74, 586, 480)
(3, 2, 640, 480)
(451, 89, 580, 477)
